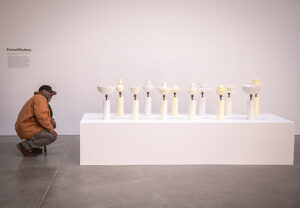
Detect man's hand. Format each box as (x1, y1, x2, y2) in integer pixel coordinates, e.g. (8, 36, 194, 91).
(50, 129, 58, 136)
(50, 118, 56, 129)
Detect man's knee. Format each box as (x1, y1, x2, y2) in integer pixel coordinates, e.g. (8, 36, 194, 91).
(32, 129, 57, 146)
(46, 131, 57, 144)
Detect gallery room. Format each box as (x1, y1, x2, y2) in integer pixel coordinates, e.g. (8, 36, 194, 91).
(0, 0, 299, 207)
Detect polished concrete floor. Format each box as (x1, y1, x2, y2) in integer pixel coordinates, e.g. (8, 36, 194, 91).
(0, 135, 299, 208)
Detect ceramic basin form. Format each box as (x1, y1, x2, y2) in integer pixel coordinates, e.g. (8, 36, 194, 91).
(97, 86, 116, 95)
(130, 87, 141, 95)
(242, 85, 261, 95)
(157, 87, 171, 95)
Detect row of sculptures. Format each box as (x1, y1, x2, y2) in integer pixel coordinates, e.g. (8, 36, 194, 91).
(97, 79, 261, 120)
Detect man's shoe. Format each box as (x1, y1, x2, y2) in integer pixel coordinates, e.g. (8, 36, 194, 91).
(16, 143, 36, 157)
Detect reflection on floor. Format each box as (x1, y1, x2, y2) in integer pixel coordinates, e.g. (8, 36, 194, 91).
(0, 135, 299, 208)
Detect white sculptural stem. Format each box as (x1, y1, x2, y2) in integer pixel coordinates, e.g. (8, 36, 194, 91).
(189, 95, 196, 119)
(160, 96, 168, 120)
(199, 92, 206, 116)
(117, 92, 124, 116)
(103, 99, 110, 120)
(217, 95, 225, 120)
(247, 95, 255, 120)
(145, 94, 152, 116)
(171, 92, 178, 116)
(225, 93, 232, 116)
(132, 98, 139, 120)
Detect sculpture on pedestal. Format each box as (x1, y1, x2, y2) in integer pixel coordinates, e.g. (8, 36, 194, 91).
(97, 86, 116, 120)
(143, 79, 154, 116)
(171, 85, 179, 116)
(187, 83, 198, 119)
(225, 85, 234, 116)
(130, 87, 141, 120)
(216, 85, 226, 120)
(198, 83, 212, 116)
(252, 79, 262, 116)
(116, 78, 124, 116)
(242, 84, 261, 120)
(157, 82, 171, 120)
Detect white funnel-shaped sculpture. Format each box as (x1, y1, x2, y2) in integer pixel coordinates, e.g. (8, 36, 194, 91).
(157, 82, 171, 120)
(171, 85, 179, 116)
(242, 84, 261, 120)
(216, 85, 226, 120)
(116, 78, 124, 116)
(143, 79, 154, 116)
(188, 83, 198, 119)
(198, 83, 212, 116)
(225, 85, 234, 116)
(97, 86, 116, 120)
(130, 87, 141, 120)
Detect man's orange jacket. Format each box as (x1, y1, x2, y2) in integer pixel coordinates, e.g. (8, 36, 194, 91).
(15, 92, 54, 139)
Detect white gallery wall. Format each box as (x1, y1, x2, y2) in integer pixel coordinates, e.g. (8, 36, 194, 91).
(0, 0, 300, 135)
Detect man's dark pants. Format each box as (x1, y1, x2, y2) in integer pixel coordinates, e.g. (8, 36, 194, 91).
(20, 129, 57, 151)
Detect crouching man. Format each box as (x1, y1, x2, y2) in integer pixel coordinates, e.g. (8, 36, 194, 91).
(15, 85, 58, 157)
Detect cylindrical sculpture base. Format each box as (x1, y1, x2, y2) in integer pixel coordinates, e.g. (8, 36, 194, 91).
(117, 97, 124, 116)
(198, 97, 206, 116)
(189, 100, 196, 119)
(160, 100, 168, 120)
(145, 97, 152, 116)
(247, 100, 255, 120)
(225, 98, 232, 116)
(103, 100, 110, 120)
(217, 100, 225, 120)
(171, 97, 178, 116)
(254, 96, 260, 116)
(132, 100, 139, 120)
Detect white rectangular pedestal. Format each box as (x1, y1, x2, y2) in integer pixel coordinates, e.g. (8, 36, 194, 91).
(80, 114, 294, 165)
